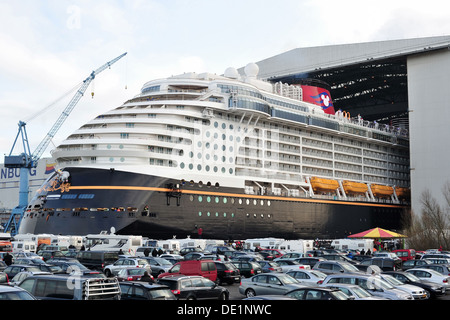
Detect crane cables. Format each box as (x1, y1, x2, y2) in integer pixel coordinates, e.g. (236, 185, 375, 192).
(22, 80, 83, 124)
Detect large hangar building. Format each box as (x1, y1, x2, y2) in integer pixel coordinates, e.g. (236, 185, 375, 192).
(252, 35, 450, 216)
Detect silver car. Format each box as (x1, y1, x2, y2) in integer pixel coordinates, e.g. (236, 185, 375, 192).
(239, 273, 307, 298)
(322, 273, 413, 300)
(380, 273, 429, 300)
(322, 283, 388, 300)
(103, 257, 151, 277)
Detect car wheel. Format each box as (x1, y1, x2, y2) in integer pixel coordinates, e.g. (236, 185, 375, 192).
(245, 289, 256, 298)
(104, 269, 112, 277)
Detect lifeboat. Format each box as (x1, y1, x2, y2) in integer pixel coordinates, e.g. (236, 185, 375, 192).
(310, 177, 339, 192)
(395, 187, 410, 199)
(342, 180, 368, 194)
(370, 184, 394, 197)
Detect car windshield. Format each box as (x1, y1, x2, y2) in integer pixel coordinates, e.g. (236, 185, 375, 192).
(153, 258, 172, 266)
(341, 263, 359, 272)
(404, 273, 421, 282)
(330, 290, 351, 300)
(0, 291, 35, 300)
(350, 286, 372, 298)
(277, 274, 299, 284)
(148, 288, 174, 300)
(310, 270, 327, 278)
(382, 275, 403, 286)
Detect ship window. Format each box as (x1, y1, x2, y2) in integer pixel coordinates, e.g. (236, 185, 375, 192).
(180, 162, 185, 169)
(198, 196, 203, 202)
(223, 212, 227, 217)
(78, 194, 94, 199)
(206, 196, 211, 203)
(198, 211, 202, 216)
(61, 194, 77, 200)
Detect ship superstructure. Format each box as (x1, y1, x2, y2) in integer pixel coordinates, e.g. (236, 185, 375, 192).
(19, 63, 410, 239)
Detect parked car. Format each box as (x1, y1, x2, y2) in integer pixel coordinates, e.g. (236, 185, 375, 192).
(406, 268, 450, 291)
(18, 274, 121, 300)
(322, 283, 388, 300)
(275, 259, 310, 272)
(239, 273, 306, 298)
(46, 260, 101, 277)
(296, 257, 325, 268)
(4, 264, 42, 279)
(157, 275, 229, 300)
(0, 285, 36, 300)
(103, 257, 151, 277)
(402, 259, 431, 271)
(183, 252, 221, 261)
(179, 247, 203, 256)
(423, 258, 450, 264)
(379, 273, 429, 300)
(13, 258, 63, 274)
(257, 261, 282, 273)
(421, 263, 450, 276)
(392, 249, 416, 262)
(159, 254, 183, 265)
(383, 271, 446, 299)
(76, 250, 119, 271)
(116, 267, 150, 282)
(274, 252, 308, 261)
(231, 261, 262, 278)
(38, 250, 65, 262)
(286, 269, 327, 285)
(214, 261, 241, 285)
(10, 271, 52, 286)
(13, 252, 43, 261)
(0, 261, 7, 272)
(119, 281, 176, 300)
(312, 261, 361, 275)
(0, 272, 9, 285)
(257, 249, 285, 260)
(321, 273, 413, 300)
(357, 257, 402, 271)
(140, 257, 173, 277)
(322, 254, 357, 264)
(285, 287, 352, 300)
(157, 259, 217, 282)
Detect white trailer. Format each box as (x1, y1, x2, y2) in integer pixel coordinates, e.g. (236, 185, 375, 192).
(331, 239, 374, 252)
(274, 240, 314, 253)
(83, 233, 143, 255)
(243, 238, 285, 250)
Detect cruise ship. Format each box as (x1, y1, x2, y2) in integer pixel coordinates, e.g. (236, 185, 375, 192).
(18, 63, 411, 240)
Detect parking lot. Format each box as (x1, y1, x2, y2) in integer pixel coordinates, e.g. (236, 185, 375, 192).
(1, 237, 450, 301)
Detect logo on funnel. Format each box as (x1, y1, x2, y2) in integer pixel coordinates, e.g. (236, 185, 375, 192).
(311, 91, 333, 112)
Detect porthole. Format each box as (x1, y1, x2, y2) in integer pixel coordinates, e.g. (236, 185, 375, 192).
(253, 200, 257, 205)
(239, 199, 243, 205)
(214, 122, 218, 128)
(198, 211, 202, 216)
(206, 165, 210, 172)
(246, 199, 250, 205)
(189, 164, 194, 170)
(215, 212, 219, 217)
(260, 200, 264, 206)
(198, 196, 203, 202)
(222, 123, 226, 129)
(207, 196, 211, 203)
(267, 200, 271, 206)
(197, 164, 202, 171)
(189, 195, 194, 201)
(223, 212, 227, 217)
(223, 198, 227, 204)
(180, 162, 185, 169)
(207, 212, 211, 217)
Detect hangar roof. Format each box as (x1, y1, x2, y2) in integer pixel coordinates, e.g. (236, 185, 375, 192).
(253, 36, 450, 122)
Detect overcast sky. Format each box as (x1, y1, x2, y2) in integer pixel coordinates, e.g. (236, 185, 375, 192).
(1, 0, 450, 159)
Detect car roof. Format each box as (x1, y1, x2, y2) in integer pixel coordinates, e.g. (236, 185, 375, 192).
(158, 275, 205, 281)
(0, 285, 29, 293)
(122, 281, 170, 289)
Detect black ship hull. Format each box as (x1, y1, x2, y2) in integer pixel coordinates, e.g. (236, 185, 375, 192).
(19, 167, 410, 240)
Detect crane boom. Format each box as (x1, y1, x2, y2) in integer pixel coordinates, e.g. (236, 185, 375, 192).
(3, 52, 127, 235)
(31, 52, 127, 163)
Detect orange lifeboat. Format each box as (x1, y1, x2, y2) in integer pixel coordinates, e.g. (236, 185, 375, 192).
(395, 187, 410, 199)
(310, 177, 339, 192)
(370, 184, 394, 197)
(342, 180, 368, 194)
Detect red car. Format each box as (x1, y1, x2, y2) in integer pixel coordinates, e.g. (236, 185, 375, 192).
(117, 267, 153, 282)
